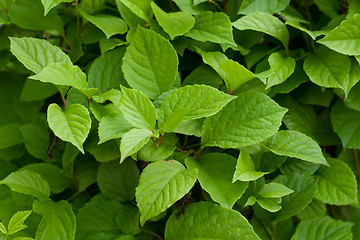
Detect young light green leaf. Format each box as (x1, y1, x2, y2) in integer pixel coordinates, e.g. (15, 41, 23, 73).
(98, 114, 133, 144)
(9, 37, 71, 74)
(220, 59, 257, 92)
(256, 197, 282, 212)
(41, 0, 73, 15)
(33, 200, 76, 240)
(97, 159, 139, 202)
(151, 2, 195, 39)
(165, 201, 261, 240)
(258, 182, 294, 198)
(136, 160, 198, 225)
(202, 91, 287, 149)
(117, 0, 152, 22)
(264, 130, 328, 166)
(99, 38, 126, 54)
(0, 170, 50, 201)
(232, 12, 289, 49)
(119, 86, 156, 130)
(47, 103, 91, 154)
(274, 173, 317, 221)
(292, 216, 353, 240)
(7, 210, 32, 235)
(331, 101, 360, 149)
(120, 128, 154, 163)
(185, 11, 236, 46)
(158, 85, 236, 129)
(122, 27, 178, 99)
(160, 108, 190, 133)
(186, 153, 249, 208)
(233, 150, 268, 182)
(77, 8, 128, 38)
(0, 222, 6, 235)
(174, 118, 204, 137)
(239, 0, 290, 15)
(138, 134, 177, 162)
(304, 47, 351, 90)
(265, 52, 295, 89)
(88, 47, 127, 94)
(30, 62, 97, 98)
(315, 158, 358, 205)
(318, 14, 360, 55)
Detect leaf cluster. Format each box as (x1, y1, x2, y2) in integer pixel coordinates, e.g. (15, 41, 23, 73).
(0, 0, 359, 239)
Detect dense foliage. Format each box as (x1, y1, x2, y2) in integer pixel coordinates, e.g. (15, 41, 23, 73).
(0, 0, 359, 239)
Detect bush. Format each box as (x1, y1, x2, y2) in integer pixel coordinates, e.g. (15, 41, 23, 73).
(0, 0, 359, 239)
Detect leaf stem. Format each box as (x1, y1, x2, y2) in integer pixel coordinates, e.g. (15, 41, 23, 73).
(61, 33, 73, 52)
(208, 0, 223, 11)
(141, 229, 164, 240)
(59, 90, 68, 109)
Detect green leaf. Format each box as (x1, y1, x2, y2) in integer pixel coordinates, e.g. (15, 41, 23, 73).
(120, 128, 154, 163)
(315, 158, 358, 205)
(33, 200, 76, 240)
(20, 163, 71, 194)
(239, 0, 290, 15)
(97, 159, 139, 202)
(220, 59, 257, 92)
(265, 52, 295, 89)
(47, 103, 91, 154)
(314, 0, 341, 18)
(135, 160, 197, 225)
(78, 8, 128, 38)
(256, 197, 282, 212)
(7, 210, 32, 235)
(88, 47, 127, 94)
(76, 195, 132, 239)
(0, 222, 6, 235)
(20, 79, 58, 102)
(258, 183, 294, 198)
(98, 114, 133, 144)
(165, 201, 261, 240)
(30, 62, 97, 98)
(151, 2, 195, 39)
(274, 173, 317, 221)
(232, 12, 289, 49)
(297, 199, 327, 220)
(117, 0, 152, 22)
(292, 216, 353, 240)
(99, 38, 126, 54)
(119, 86, 156, 130)
(115, 204, 141, 235)
(185, 11, 235, 46)
(159, 108, 190, 133)
(303, 47, 351, 90)
(0, 170, 50, 201)
(122, 27, 178, 99)
(233, 150, 268, 182)
(158, 85, 236, 129)
(186, 153, 249, 208)
(318, 14, 360, 55)
(198, 50, 228, 77)
(183, 64, 223, 88)
(344, 58, 360, 97)
(331, 101, 360, 149)
(41, 0, 73, 15)
(0, 124, 23, 149)
(9, 37, 71, 74)
(174, 118, 204, 137)
(202, 91, 287, 149)
(263, 130, 329, 166)
(138, 134, 177, 162)
(74, 158, 98, 192)
(8, 0, 63, 32)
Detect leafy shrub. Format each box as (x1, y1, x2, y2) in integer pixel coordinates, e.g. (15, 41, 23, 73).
(0, 0, 359, 239)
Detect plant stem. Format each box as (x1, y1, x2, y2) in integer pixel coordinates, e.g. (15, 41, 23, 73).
(61, 33, 73, 52)
(141, 229, 164, 240)
(59, 90, 68, 109)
